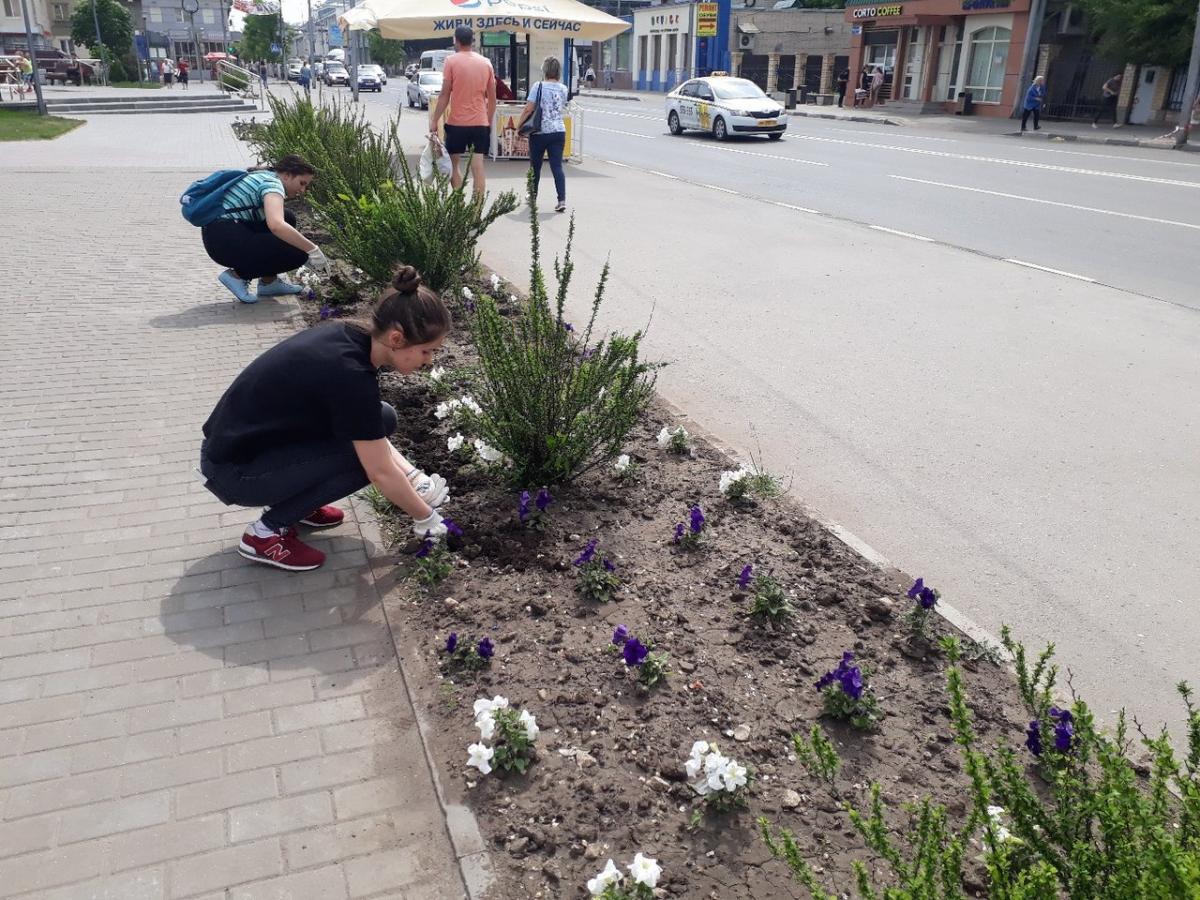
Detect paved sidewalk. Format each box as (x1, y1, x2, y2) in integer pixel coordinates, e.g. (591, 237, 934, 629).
(0, 121, 467, 897)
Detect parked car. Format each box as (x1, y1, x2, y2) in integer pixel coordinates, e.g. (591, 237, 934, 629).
(323, 63, 349, 87)
(404, 63, 418, 80)
(665, 75, 787, 141)
(287, 59, 303, 81)
(356, 64, 383, 93)
(406, 70, 442, 109)
(357, 63, 386, 87)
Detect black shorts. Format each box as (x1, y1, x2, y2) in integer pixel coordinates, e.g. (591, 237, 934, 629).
(443, 124, 491, 156)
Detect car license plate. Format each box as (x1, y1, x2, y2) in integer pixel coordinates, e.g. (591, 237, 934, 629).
(759, 119, 777, 127)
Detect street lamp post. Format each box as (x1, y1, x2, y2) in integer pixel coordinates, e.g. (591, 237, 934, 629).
(18, 0, 47, 114)
(91, 0, 102, 47)
(182, 0, 201, 82)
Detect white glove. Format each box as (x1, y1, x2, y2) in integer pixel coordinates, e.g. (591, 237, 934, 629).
(306, 247, 329, 272)
(407, 469, 449, 508)
(412, 510, 446, 539)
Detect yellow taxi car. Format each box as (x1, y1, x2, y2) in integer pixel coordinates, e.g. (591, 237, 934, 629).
(666, 74, 787, 141)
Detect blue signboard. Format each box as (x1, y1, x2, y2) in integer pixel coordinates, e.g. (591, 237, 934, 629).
(270, 42, 282, 54)
(328, 25, 342, 47)
(135, 33, 149, 60)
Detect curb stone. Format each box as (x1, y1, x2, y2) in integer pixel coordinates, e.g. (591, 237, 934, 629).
(786, 108, 903, 126)
(351, 492, 490, 900)
(1005, 129, 1198, 153)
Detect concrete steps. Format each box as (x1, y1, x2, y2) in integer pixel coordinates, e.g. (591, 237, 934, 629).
(43, 93, 256, 115)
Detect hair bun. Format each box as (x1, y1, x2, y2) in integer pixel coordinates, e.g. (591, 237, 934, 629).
(392, 266, 422, 294)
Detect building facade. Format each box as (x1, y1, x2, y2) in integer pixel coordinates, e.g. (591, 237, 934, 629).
(629, 0, 730, 91)
(843, 0, 1032, 115)
(2, 0, 55, 54)
(730, 7, 850, 96)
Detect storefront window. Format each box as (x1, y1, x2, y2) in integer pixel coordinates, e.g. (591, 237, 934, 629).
(964, 25, 1009, 103)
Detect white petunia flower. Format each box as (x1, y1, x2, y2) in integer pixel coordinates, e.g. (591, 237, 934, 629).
(462, 286, 474, 301)
(434, 399, 462, 420)
(489, 273, 501, 292)
(447, 433, 465, 453)
(721, 759, 748, 791)
(428, 366, 447, 383)
(467, 742, 493, 775)
(518, 709, 539, 741)
(475, 711, 496, 741)
(474, 439, 504, 463)
(718, 466, 753, 496)
(628, 852, 661, 889)
(690, 740, 711, 758)
(586, 858, 623, 896)
(986, 805, 1005, 820)
(460, 396, 483, 416)
(473, 696, 509, 720)
(509, 294, 517, 304)
(613, 453, 631, 473)
(656, 425, 689, 450)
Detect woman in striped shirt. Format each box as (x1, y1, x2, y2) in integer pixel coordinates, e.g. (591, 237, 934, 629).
(201, 154, 330, 304)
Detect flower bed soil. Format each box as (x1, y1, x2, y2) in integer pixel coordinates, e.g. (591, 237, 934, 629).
(295, 281, 1030, 899)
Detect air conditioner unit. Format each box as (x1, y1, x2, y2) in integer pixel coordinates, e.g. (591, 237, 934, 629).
(739, 33, 753, 47)
(743, 0, 757, 7)
(1057, 3, 1086, 35)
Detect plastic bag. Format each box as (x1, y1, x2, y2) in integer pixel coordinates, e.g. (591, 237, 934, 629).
(419, 136, 434, 181)
(420, 133, 454, 182)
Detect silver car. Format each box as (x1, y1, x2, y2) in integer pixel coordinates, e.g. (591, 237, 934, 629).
(406, 71, 442, 109)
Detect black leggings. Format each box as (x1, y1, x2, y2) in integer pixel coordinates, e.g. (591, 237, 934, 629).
(200, 402, 398, 530)
(1021, 107, 1040, 130)
(201, 209, 308, 280)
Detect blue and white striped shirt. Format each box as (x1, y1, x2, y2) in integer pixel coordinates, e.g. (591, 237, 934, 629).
(220, 171, 285, 222)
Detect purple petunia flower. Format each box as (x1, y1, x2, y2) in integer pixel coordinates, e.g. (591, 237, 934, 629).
(305, 288, 316, 301)
(689, 505, 705, 535)
(738, 564, 753, 590)
(622, 637, 649, 667)
(464, 299, 476, 313)
(1026, 719, 1043, 756)
(672, 523, 685, 544)
(816, 651, 863, 700)
(518, 490, 531, 524)
(445, 632, 458, 653)
(444, 518, 463, 538)
(574, 539, 598, 567)
(579, 347, 596, 361)
(1050, 707, 1074, 752)
(907, 577, 939, 610)
(415, 533, 433, 558)
(561, 321, 574, 332)
(319, 305, 340, 320)
(906, 578, 925, 599)
(477, 637, 495, 659)
(602, 559, 616, 572)
(535, 487, 553, 513)
(612, 625, 629, 646)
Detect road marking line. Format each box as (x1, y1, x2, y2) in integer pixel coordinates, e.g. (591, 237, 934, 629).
(604, 159, 631, 168)
(828, 128, 959, 142)
(1008, 143, 1200, 168)
(697, 182, 740, 194)
(1003, 259, 1096, 282)
(790, 134, 1200, 187)
(589, 126, 655, 139)
(869, 225, 935, 242)
(769, 200, 821, 213)
(647, 170, 680, 180)
(692, 143, 830, 166)
(891, 175, 1200, 231)
(579, 107, 659, 121)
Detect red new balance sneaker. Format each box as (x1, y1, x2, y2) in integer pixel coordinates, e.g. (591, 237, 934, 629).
(238, 527, 326, 572)
(299, 505, 345, 528)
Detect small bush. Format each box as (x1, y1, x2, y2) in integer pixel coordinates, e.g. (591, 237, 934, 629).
(468, 179, 658, 486)
(749, 573, 791, 621)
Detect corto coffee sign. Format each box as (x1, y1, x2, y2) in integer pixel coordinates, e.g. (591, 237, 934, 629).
(852, 3, 902, 16)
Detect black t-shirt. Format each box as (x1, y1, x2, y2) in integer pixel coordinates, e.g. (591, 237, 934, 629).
(203, 323, 386, 464)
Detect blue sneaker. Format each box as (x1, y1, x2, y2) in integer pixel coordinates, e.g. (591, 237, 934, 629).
(218, 270, 257, 304)
(257, 278, 303, 297)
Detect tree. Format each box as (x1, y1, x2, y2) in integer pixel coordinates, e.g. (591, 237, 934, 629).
(368, 31, 408, 69)
(237, 13, 290, 62)
(1073, 0, 1196, 66)
(69, 0, 133, 57)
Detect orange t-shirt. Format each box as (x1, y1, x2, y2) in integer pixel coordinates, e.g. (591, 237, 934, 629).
(442, 51, 495, 127)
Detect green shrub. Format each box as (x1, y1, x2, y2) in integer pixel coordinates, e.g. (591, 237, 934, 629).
(317, 150, 517, 292)
(761, 633, 1200, 899)
(107, 58, 128, 82)
(219, 68, 250, 93)
(467, 179, 658, 486)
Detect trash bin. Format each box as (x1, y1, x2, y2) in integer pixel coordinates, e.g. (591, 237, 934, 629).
(955, 91, 974, 115)
(785, 89, 797, 109)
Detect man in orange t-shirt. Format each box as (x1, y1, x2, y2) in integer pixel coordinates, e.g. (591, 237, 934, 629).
(428, 25, 497, 197)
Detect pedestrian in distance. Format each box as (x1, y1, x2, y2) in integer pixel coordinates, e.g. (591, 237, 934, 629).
(162, 58, 175, 88)
(200, 265, 454, 572)
(428, 25, 497, 199)
(177, 58, 189, 89)
(870, 66, 884, 106)
(299, 60, 311, 94)
(197, 154, 330, 304)
(1021, 74, 1045, 132)
(517, 55, 570, 213)
(16, 51, 33, 92)
(585, 63, 595, 86)
(1092, 72, 1123, 128)
(604, 65, 613, 90)
(836, 68, 849, 108)
(258, 60, 268, 88)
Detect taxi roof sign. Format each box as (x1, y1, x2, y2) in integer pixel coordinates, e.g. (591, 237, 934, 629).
(709, 70, 730, 76)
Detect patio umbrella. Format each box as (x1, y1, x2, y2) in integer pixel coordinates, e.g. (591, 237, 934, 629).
(204, 52, 233, 61)
(339, 0, 629, 41)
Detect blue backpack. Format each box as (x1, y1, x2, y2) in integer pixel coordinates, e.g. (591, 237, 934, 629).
(180, 169, 258, 226)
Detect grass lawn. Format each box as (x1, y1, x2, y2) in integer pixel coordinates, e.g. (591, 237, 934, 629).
(0, 108, 84, 141)
(109, 81, 162, 89)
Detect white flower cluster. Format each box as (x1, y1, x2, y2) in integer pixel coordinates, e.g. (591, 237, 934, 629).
(473, 439, 505, 463)
(656, 425, 689, 450)
(462, 286, 474, 301)
(428, 366, 447, 384)
(718, 466, 753, 496)
(489, 273, 502, 292)
(685, 740, 747, 797)
(447, 433, 465, 453)
(587, 852, 661, 896)
(613, 454, 631, 473)
(986, 805, 1014, 843)
(466, 696, 538, 776)
(434, 395, 483, 420)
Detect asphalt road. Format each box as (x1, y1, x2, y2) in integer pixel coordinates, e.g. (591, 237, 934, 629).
(352, 81, 1200, 741)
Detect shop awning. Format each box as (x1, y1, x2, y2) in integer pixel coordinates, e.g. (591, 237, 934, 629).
(340, 0, 631, 41)
(736, 22, 761, 33)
